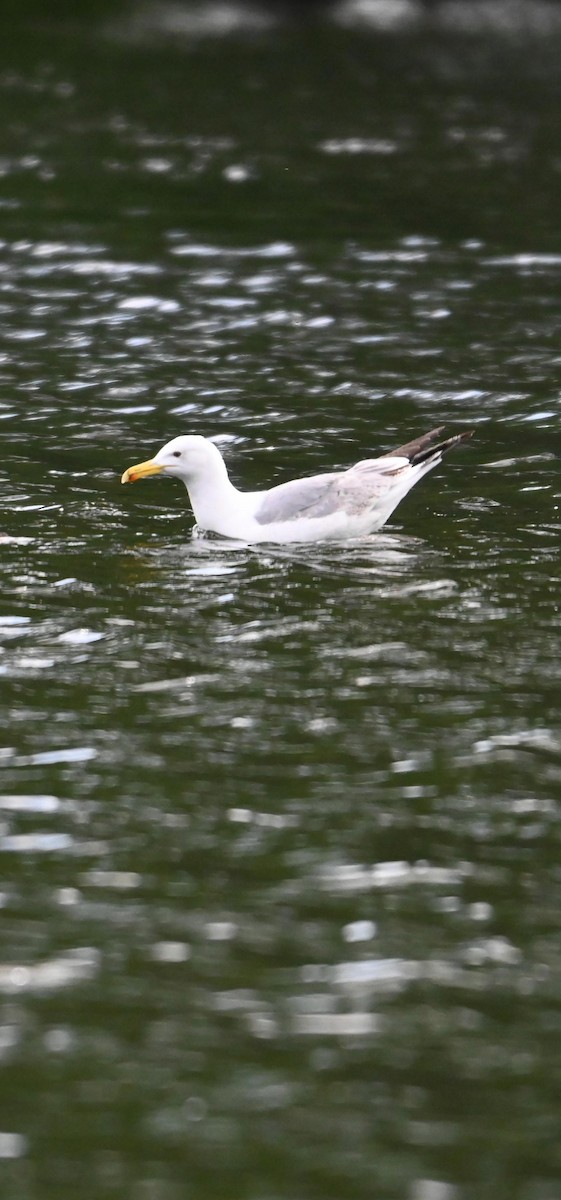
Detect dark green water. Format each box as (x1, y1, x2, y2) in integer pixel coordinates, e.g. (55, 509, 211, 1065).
(1, 6, 561, 1199)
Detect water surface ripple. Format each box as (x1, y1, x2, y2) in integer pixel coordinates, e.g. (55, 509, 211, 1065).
(1, 14, 561, 1200)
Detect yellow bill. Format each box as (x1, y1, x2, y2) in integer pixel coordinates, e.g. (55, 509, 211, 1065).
(121, 459, 163, 485)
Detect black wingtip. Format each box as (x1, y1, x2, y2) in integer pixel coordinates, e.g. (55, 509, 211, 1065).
(387, 427, 474, 466)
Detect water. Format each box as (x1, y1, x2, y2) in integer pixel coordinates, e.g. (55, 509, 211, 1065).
(1, 6, 561, 1199)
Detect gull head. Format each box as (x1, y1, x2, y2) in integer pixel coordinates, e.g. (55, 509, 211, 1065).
(121, 435, 225, 485)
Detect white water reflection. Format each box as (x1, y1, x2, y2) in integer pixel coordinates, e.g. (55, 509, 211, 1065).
(0, 832, 73, 852)
(0, 949, 100, 994)
(318, 862, 468, 894)
(292, 1011, 380, 1036)
(0, 795, 60, 812)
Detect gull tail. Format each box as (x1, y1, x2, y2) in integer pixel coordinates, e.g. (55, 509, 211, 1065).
(366, 426, 474, 530)
(386, 426, 474, 466)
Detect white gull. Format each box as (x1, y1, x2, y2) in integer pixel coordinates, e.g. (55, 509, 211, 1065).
(121, 426, 472, 544)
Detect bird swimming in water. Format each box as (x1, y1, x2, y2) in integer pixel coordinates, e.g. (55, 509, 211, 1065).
(121, 426, 473, 544)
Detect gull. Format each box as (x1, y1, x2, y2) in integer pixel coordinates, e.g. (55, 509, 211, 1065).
(121, 426, 472, 544)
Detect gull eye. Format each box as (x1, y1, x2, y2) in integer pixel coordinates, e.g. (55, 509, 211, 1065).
(171, 451, 181, 458)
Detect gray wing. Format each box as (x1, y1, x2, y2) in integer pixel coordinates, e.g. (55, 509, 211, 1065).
(254, 460, 408, 526)
(337, 457, 409, 513)
(254, 472, 344, 525)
